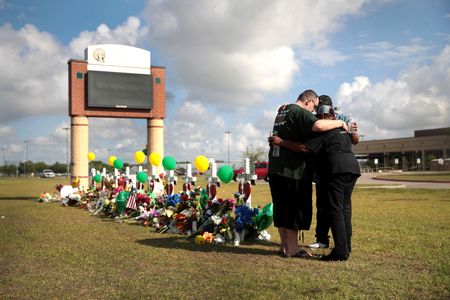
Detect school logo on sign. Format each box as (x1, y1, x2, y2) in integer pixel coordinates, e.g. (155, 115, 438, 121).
(93, 48, 105, 63)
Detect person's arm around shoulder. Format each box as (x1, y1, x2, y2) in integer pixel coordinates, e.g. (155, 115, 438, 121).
(268, 136, 310, 153)
(312, 119, 348, 132)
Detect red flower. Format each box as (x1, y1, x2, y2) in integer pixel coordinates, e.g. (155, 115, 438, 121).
(175, 213, 186, 221)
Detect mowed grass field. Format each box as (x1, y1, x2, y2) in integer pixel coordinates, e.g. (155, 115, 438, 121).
(1, 177, 449, 299)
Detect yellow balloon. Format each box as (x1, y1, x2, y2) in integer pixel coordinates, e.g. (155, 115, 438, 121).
(87, 152, 96, 161)
(195, 235, 205, 245)
(72, 177, 79, 188)
(194, 155, 209, 172)
(108, 155, 117, 166)
(134, 151, 146, 164)
(149, 153, 162, 166)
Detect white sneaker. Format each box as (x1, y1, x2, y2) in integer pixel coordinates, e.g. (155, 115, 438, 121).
(308, 242, 328, 249)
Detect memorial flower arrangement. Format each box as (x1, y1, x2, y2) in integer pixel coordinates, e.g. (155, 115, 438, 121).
(39, 166, 272, 245)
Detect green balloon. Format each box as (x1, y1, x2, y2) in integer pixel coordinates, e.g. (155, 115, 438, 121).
(162, 156, 176, 170)
(93, 174, 102, 183)
(217, 165, 233, 183)
(113, 159, 123, 169)
(136, 171, 148, 183)
(257, 202, 273, 231)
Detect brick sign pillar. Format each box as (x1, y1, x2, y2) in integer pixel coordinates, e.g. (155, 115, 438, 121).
(71, 116, 89, 188)
(147, 118, 164, 175)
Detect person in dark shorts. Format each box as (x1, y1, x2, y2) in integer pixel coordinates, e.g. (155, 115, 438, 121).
(269, 104, 360, 261)
(268, 90, 348, 258)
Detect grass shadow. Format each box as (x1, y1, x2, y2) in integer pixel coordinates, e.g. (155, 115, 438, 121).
(136, 236, 280, 256)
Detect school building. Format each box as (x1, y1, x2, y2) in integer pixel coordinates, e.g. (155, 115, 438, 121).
(352, 127, 450, 172)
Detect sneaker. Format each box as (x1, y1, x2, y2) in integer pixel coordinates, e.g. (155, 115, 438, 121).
(308, 242, 329, 249)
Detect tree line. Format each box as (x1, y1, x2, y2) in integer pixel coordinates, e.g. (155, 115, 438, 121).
(0, 160, 131, 177)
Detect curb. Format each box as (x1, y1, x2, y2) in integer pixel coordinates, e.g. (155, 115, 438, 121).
(372, 177, 450, 183)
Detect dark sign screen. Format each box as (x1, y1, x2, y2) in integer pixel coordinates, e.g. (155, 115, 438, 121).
(87, 71, 152, 109)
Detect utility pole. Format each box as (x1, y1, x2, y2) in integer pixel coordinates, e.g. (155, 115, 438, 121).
(63, 127, 70, 176)
(225, 131, 231, 166)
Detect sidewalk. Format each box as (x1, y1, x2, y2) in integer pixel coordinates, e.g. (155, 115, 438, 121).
(357, 173, 450, 189)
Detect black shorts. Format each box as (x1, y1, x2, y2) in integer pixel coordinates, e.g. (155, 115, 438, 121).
(269, 174, 312, 230)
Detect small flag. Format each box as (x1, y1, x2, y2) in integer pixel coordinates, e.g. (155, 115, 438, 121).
(126, 189, 137, 210)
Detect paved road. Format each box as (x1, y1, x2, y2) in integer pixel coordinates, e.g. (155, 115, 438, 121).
(356, 172, 450, 189)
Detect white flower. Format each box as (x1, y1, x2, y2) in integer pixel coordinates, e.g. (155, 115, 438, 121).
(214, 233, 225, 244)
(211, 215, 222, 225)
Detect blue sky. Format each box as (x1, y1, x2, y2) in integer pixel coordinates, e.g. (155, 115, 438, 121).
(0, 0, 449, 166)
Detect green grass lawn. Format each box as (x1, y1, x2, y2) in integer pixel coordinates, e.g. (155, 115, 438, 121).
(375, 172, 450, 182)
(1, 177, 449, 299)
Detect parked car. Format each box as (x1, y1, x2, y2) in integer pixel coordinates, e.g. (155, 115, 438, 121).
(40, 169, 55, 178)
(234, 161, 269, 181)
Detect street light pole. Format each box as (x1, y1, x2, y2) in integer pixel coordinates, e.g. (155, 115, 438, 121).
(24, 140, 29, 176)
(2, 146, 6, 176)
(225, 131, 231, 166)
(63, 127, 70, 176)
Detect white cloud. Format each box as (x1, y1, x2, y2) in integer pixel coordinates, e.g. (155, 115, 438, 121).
(165, 101, 225, 160)
(336, 45, 450, 139)
(0, 23, 67, 123)
(336, 76, 371, 106)
(225, 47, 298, 92)
(138, 0, 377, 163)
(143, 0, 370, 108)
(359, 39, 431, 64)
(233, 122, 267, 154)
(163, 100, 272, 163)
(0, 125, 13, 138)
(68, 16, 147, 58)
(299, 47, 348, 67)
